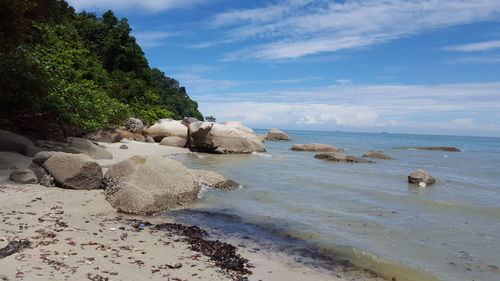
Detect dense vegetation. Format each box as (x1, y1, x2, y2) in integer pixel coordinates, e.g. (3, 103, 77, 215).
(0, 0, 203, 137)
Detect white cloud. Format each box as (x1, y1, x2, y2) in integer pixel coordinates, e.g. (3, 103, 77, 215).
(205, 0, 500, 60)
(68, 0, 206, 12)
(443, 40, 500, 51)
(133, 31, 176, 47)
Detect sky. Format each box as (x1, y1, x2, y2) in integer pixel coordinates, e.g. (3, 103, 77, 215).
(67, 0, 500, 137)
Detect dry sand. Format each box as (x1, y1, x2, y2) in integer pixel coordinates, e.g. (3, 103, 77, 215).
(0, 140, 385, 281)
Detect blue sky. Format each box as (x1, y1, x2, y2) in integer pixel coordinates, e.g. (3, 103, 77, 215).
(68, 0, 500, 136)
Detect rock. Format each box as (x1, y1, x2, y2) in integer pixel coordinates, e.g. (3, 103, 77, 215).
(314, 152, 373, 163)
(0, 129, 39, 157)
(104, 156, 200, 214)
(29, 162, 48, 180)
(264, 128, 292, 141)
(394, 146, 461, 152)
(408, 170, 436, 185)
(67, 137, 113, 160)
(146, 119, 188, 138)
(221, 121, 255, 134)
(10, 169, 38, 184)
(124, 118, 144, 133)
(362, 152, 395, 160)
(291, 143, 342, 152)
(0, 157, 17, 169)
(119, 144, 129, 149)
(116, 129, 146, 142)
(189, 169, 240, 190)
(182, 117, 200, 126)
(83, 129, 122, 143)
(145, 136, 155, 143)
(188, 122, 265, 154)
(43, 152, 103, 190)
(160, 136, 187, 148)
(152, 135, 166, 142)
(32, 151, 58, 165)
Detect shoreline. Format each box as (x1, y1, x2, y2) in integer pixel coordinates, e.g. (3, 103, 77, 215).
(0, 140, 386, 281)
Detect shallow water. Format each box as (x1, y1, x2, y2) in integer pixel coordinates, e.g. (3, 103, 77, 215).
(171, 130, 500, 281)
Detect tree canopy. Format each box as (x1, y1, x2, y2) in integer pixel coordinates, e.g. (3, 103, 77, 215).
(0, 0, 203, 137)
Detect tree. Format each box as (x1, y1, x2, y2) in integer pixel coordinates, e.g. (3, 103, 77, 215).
(205, 116, 216, 122)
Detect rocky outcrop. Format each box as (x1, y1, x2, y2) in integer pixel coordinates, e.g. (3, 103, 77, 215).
(116, 129, 146, 142)
(65, 137, 113, 160)
(0, 129, 40, 157)
(181, 117, 200, 126)
(408, 170, 435, 186)
(160, 136, 187, 148)
(43, 152, 103, 190)
(264, 128, 292, 141)
(124, 118, 144, 133)
(9, 169, 38, 184)
(394, 146, 461, 152)
(83, 129, 122, 143)
(189, 169, 240, 190)
(291, 143, 342, 152)
(146, 119, 188, 138)
(221, 121, 255, 134)
(103, 156, 200, 214)
(188, 122, 265, 154)
(314, 152, 373, 163)
(362, 152, 395, 160)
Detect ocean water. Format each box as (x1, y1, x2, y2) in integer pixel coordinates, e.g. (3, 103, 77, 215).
(169, 130, 500, 281)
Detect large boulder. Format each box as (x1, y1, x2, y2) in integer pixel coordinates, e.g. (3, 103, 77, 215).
(362, 152, 395, 160)
(33, 151, 58, 165)
(408, 170, 436, 186)
(43, 152, 103, 190)
(181, 117, 200, 126)
(189, 169, 240, 190)
(146, 119, 188, 138)
(66, 137, 113, 160)
(264, 128, 292, 141)
(83, 129, 122, 143)
(104, 156, 200, 214)
(314, 152, 373, 163)
(188, 122, 265, 154)
(9, 169, 38, 184)
(124, 118, 144, 133)
(221, 121, 255, 134)
(0, 129, 40, 157)
(116, 129, 145, 142)
(160, 136, 187, 148)
(291, 143, 341, 152)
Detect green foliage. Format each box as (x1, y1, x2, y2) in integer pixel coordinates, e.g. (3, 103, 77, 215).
(0, 0, 203, 135)
(205, 115, 216, 122)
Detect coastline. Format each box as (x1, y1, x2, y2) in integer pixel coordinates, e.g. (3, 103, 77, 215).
(0, 140, 385, 281)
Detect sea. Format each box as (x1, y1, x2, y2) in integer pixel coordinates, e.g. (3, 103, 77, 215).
(167, 130, 500, 281)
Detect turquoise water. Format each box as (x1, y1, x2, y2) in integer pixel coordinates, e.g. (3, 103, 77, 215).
(172, 130, 500, 281)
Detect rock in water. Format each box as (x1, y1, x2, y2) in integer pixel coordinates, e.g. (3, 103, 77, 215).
(362, 152, 395, 160)
(264, 128, 292, 141)
(104, 156, 200, 214)
(291, 143, 341, 152)
(43, 152, 103, 190)
(160, 136, 187, 147)
(189, 169, 240, 190)
(146, 119, 188, 138)
(9, 169, 38, 184)
(124, 118, 144, 133)
(408, 170, 435, 185)
(188, 122, 265, 154)
(66, 137, 113, 159)
(314, 152, 373, 163)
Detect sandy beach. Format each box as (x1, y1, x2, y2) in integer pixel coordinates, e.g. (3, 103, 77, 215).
(0, 141, 385, 281)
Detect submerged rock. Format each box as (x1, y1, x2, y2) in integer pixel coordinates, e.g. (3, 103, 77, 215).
(189, 169, 240, 190)
(188, 122, 265, 154)
(314, 152, 373, 163)
(264, 128, 292, 141)
(395, 146, 461, 152)
(408, 170, 435, 186)
(104, 156, 200, 214)
(43, 152, 103, 190)
(362, 152, 395, 160)
(291, 143, 341, 152)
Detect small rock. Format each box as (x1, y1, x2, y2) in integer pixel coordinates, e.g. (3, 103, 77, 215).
(10, 169, 38, 184)
(362, 152, 395, 160)
(119, 144, 129, 150)
(408, 170, 436, 185)
(315, 152, 373, 163)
